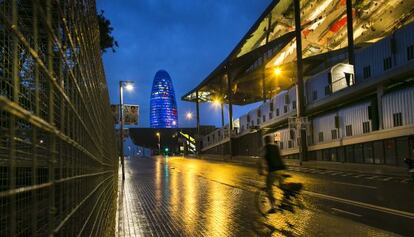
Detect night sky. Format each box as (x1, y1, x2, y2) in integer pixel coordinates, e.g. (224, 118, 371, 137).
(97, 0, 270, 128)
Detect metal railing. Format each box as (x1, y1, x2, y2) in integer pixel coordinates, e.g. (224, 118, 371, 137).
(0, 0, 118, 236)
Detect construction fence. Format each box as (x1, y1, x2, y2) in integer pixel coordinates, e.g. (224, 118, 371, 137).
(0, 0, 118, 236)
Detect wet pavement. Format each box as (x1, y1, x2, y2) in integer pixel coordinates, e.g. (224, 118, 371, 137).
(117, 156, 414, 236)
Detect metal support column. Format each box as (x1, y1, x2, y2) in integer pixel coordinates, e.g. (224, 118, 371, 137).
(196, 90, 200, 156)
(262, 13, 272, 103)
(9, 1, 18, 235)
(46, 0, 57, 233)
(226, 71, 233, 158)
(119, 83, 125, 180)
(221, 103, 225, 127)
(294, 0, 307, 165)
(377, 85, 384, 130)
(346, 0, 355, 65)
(31, 1, 39, 234)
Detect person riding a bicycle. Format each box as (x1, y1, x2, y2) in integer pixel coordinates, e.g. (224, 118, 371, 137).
(258, 135, 286, 213)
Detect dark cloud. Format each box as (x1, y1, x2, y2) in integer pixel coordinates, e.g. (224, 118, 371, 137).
(98, 0, 270, 127)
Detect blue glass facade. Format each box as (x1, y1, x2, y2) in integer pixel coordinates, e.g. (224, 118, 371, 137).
(150, 70, 178, 128)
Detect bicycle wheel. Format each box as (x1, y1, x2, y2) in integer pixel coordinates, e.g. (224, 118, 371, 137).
(255, 188, 272, 217)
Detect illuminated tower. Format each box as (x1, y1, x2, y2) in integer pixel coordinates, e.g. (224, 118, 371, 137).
(150, 70, 178, 128)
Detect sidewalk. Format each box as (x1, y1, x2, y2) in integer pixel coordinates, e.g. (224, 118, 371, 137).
(199, 154, 410, 178)
(116, 157, 404, 236)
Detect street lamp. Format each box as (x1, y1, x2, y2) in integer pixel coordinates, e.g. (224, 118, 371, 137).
(156, 132, 161, 155)
(274, 67, 282, 76)
(185, 112, 193, 120)
(119, 80, 134, 181)
(211, 97, 225, 127)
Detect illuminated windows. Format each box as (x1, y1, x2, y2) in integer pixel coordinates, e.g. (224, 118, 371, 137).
(150, 70, 178, 128)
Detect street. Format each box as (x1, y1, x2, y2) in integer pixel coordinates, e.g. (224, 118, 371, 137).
(117, 156, 414, 237)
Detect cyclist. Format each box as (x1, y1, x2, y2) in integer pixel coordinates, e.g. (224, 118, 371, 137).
(258, 135, 286, 213)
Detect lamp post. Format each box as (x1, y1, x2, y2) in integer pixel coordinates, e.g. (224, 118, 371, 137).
(212, 97, 224, 128)
(156, 132, 161, 155)
(119, 80, 134, 181)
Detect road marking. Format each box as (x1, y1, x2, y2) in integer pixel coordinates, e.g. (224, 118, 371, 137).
(303, 190, 414, 220)
(383, 177, 393, 181)
(331, 208, 362, 217)
(401, 178, 411, 183)
(332, 181, 377, 189)
(353, 174, 365, 178)
(366, 176, 380, 180)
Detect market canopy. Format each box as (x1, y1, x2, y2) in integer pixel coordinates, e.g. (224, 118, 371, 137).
(182, 0, 414, 105)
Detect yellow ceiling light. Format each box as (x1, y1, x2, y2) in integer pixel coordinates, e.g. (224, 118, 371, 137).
(274, 67, 282, 76)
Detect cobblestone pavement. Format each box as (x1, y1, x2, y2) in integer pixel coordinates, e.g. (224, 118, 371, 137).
(117, 156, 406, 237)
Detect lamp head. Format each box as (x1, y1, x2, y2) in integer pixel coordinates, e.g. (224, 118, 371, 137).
(274, 67, 282, 76)
(185, 112, 193, 120)
(125, 83, 134, 91)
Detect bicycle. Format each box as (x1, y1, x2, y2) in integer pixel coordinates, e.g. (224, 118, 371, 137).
(255, 173, 303, 217)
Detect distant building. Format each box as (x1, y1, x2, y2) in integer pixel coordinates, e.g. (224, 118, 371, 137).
(150, 70, 178, 128)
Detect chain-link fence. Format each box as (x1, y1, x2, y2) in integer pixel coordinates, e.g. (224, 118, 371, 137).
(0, 0, 118, 236)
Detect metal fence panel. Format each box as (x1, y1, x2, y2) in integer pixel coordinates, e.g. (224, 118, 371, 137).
(0, 0, 118, 236)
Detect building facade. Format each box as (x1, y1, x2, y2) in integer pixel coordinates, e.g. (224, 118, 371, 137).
(201, 22, 414, 167)
(150, 70, 178, 128)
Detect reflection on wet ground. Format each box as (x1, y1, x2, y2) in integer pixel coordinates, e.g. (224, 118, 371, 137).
(117, 157, 399, 237)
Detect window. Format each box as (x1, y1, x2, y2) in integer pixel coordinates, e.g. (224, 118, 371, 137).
(292, 101, 296, 109)
(346, 125, 353, 136)
(368, 106, 373, 120)
(285, 94, 290, 104)
(269, 112, 273, 119)
(363, 65, 371, 79)
(318, 132, 324, 142)
(276, 108, 280, 116)
(257, 109, 261, 117)
(257, 118, 260, 125)
(288, 140, 293, 148)
(325, 86, 331, 96)
(312, 90, 318, 101)
(207, 136, 210, 142)
(270, 102, 274, 111)
(331, 129, 337, 140)
(284, 105, 288, 113)
(262, 115, 266, 123)
(393, 112, 403, 127)
(407, 45, 414, 61)
(279, 141, 284, 149)
(383, 56, 392, 71)
(363, 121, 370, 133)
(247, 115, 250, 122)
(218, 131, 221, 137)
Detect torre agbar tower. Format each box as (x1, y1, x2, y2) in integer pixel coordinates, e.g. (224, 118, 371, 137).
(150, 70, 178, 128)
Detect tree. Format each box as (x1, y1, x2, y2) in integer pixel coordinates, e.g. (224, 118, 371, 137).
(97, 10, 118, 53)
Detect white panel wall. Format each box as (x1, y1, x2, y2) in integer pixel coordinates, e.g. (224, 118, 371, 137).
(355, 22, 414, 83)
(247, 109, 257, 127)
(288, 86, 297, 111)
(274, 90, 287, 118)
(338, 101, 371, 137)
(354, 38, 391, 82)
(382, 86, 414, 129)
(239, 114, 248, 133)
(259, 101, 270, 124)
(306, 71, 329, 103)
(312, 112, 337, 144)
